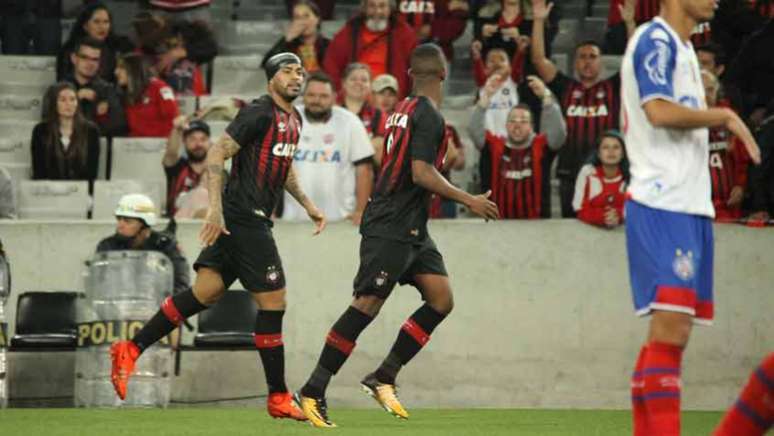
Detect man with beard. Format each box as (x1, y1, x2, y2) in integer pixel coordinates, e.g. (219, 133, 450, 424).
(109, 53, 326, 421)
(283, 72, 374, 224)
(62, 37, 127, 136)
(163, 117, 212, 217)
(323, 0, 417, 97)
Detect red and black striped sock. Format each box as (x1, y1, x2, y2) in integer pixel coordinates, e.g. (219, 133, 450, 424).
(132, 290, 207, 352)
(714, 353, 774, 436)
(254, 310, 287, 394)
(642, 341, 683, 436)
(301, 306, 373, 398)
(375, 304, 447, 385)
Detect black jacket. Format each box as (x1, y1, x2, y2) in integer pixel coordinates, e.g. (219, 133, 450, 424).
(751, 116, 774, 214)
(62, 74, 128, 137)
(96, 230, 191, 295)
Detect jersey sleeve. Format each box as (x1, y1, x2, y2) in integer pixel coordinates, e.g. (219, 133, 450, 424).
(547, 71, 571, 102)
(226, 100, 271, 149)
(632, 26, 678, 104)
(409, 99, 444, 164)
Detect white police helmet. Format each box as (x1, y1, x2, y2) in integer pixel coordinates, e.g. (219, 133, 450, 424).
(114, 193, 157, 227)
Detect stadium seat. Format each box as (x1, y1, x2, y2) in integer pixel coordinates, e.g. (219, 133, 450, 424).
(177, 95, 198, 117)
(207, 120, 230, 140)
(211, 55, 267, 95)
(92, 179, 164, 220)
(0, 94, 44, 121)
(110, 137, 168, 210)
(580, 17, 607, 43)
(10, 291, 80, 350)
(193, 290, 257, 349)
(3, 163, 31, 185)
(0, 121, 35, 166)
(551, 53, 570, 76)
(552, 19, 581, 53)
(17, 180, 90, 219)
(601, 55, 623, 76)
(0, 55, 56, 95)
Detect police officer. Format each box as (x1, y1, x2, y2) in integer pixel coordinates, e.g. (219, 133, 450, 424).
(96, 194, 190, 295)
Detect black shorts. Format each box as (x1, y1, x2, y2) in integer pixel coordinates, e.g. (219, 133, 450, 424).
(352, 236, 448, 299)
(194, 222, 285, 292)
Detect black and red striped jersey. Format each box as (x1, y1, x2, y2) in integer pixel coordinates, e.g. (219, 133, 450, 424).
(361, 96, 446, 241)
(691, 22, 712, 46)
(223, 95, 302, 224)
(357, 102, 387, 138)
(165, 158, 202, 216)
(398, 0, 437, 31)
(549, 72, 621, 179)
(708, 125, 750, 220)
(488, 133, 550, 219)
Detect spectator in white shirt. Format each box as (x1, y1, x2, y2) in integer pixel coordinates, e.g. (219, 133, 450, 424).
(282, 72, 375, 224)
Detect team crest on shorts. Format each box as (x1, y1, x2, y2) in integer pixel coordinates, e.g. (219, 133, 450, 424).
(266, 266, 282, 284)
(374, 271, 389, 288)
(672, 249, 695, 281)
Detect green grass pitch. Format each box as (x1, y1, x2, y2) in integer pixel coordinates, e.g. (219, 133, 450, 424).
(0, 408, 723, 435)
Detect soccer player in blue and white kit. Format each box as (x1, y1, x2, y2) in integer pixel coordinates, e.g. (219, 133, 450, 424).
(620, 0, 761, 434)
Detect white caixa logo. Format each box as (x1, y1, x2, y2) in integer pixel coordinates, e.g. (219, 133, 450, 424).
(272, 143, 297, 157)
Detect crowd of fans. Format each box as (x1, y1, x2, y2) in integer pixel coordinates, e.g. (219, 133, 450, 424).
(0, 0, 773, 228)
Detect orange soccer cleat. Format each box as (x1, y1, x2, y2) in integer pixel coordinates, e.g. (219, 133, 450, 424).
(109, 340, 140, 400)
(267, 391, 308, 421)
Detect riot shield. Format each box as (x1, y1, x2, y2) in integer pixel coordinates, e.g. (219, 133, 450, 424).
(76, 250, 173, 408)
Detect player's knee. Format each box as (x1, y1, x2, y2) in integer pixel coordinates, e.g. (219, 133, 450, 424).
(649, 311, 692, 346)
(427, 292, 454, 315)
(351, 295, 384, 317)
(193, 284, 225, 306)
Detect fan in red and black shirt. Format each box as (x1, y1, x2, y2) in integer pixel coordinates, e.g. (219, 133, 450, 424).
(573, 130, 629, 228)
(163, 117, 211, 217)
(108, 53, 326, 423)
(296, 44, 498, 428)
(487, 89, 567, 219)
(532, 1, 622, 217)
(702, 70, 751, 221)
(339, 63, 389, 164)
(397, 0, 469, 62)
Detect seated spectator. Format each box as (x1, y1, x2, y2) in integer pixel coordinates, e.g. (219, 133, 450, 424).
(429, 123, 466, 218)
(0, 0, 61, 55)
(263, 0, 330, 74)
(605, 0, 652, 54)
(340, 63, 387, 163)
(324, 0, 417, 97)
(61, 37, 128, 137)
(532, 0, 623, 218)
(115, 53, 179, 137)
(57, 2, 134, 83)
(132, 12, 216, 96)
(397, 0, 469, 62)
(371, 73, 400, 114)
(749, 101, 774, 222)
(96, 193, 190, 347)
(573, 130, 628, 228)
(163, 116, 211, 217)
(0, 167, 16, 219)
(282, 72, 374, 224)
(702, 70, 751, 221)
(470, 77, 566, 219)
(31, 82, 100, 181)
(146, 0, 212, 22)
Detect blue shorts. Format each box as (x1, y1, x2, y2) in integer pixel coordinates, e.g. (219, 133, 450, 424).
(625, 200, 714, 324)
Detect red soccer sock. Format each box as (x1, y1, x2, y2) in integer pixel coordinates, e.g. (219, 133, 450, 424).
(631, 345, 649, 436)
(714, 353, 774, 436)
(642, 341, 683, 436)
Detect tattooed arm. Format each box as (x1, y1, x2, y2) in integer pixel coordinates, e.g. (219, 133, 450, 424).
(199, 133, 241, 246)
(285, 165, 327, 235)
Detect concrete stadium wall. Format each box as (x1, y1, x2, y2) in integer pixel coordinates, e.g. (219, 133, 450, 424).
(1, 220, 772, 410)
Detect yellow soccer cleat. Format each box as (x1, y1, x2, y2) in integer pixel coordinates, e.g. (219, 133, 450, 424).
(360, 373, 409, 420)
(293, 392, 337, 428)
